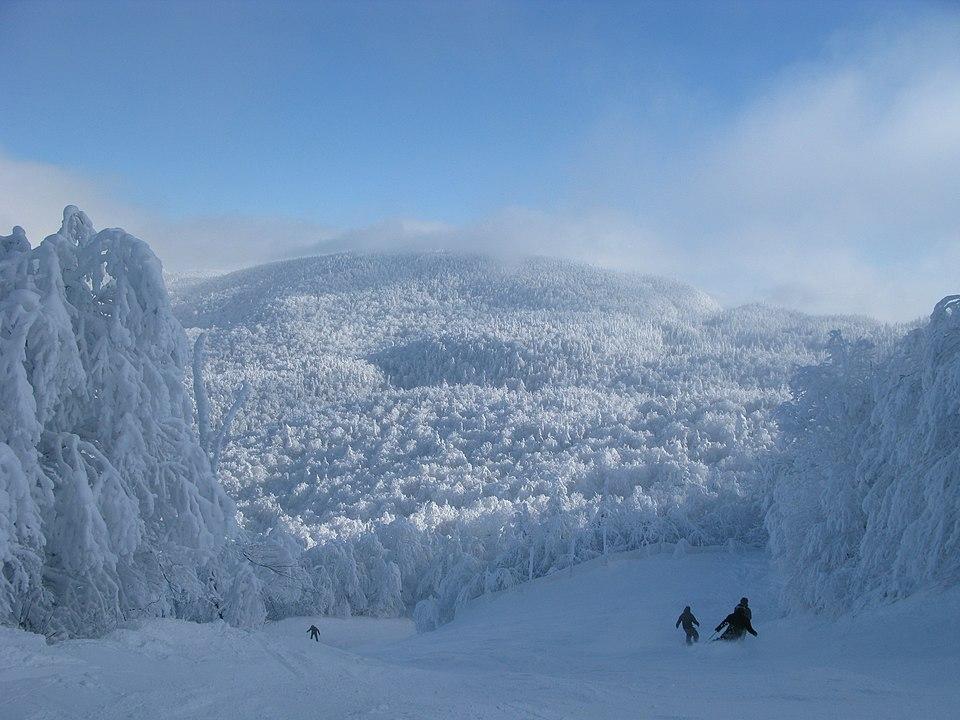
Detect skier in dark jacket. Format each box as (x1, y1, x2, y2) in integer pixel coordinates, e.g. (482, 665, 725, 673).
(676, 606, 700, 645)
(715, 604, 758, 641)
(307, 624, 320, 642)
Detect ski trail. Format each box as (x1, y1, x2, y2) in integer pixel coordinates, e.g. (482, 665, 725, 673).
(498, 701, 554, 719)
(5, 549, 960, 719)
(257, 636, 308, 681)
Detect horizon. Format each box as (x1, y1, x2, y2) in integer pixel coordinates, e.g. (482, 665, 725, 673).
(2, 0, 959, 321)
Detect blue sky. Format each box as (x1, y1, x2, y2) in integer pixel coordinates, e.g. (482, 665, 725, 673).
(1, 0, 959, 320)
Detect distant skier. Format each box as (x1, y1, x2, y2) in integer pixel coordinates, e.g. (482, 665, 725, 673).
(714, 603, 757, 641)
(676, 605, 700, 645)
(307, 624, 320, 642)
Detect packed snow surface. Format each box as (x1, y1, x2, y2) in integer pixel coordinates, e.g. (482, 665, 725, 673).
(4, 547, 957, 720)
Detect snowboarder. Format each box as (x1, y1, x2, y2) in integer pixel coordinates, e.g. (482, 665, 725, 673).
(714, 603, 757, 641)
(676, 605, 700, 644)
(307, 624, 320, 642)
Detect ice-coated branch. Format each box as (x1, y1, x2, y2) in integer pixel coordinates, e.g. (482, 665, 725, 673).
(193, 333, 211, 454)
(192, 330, 249, 474)
(210, 381, 250, 474)
(931, 294, 960, 322)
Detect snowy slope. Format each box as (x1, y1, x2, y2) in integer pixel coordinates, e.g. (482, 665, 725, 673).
(4, 547, 957, 720)
(170, 252, 893, 623)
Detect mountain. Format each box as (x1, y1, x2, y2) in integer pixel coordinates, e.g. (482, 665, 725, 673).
(170, 251, 891, 623)
(10, 206, 947, 641)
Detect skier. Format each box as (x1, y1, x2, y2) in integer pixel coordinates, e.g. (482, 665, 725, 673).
(307, 624, 320, 642)
(737, 597, 752, 620)
(675, 605, 700, 645)
(714, 603, 758, 641)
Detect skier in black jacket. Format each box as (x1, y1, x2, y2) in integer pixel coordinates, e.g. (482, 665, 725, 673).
(676, 606, 700, 645)
(715, 604, 758, 641)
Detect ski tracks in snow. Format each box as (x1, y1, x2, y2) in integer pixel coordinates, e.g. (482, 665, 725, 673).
(5, 549, 960, 720)
(257, 636, 309, 681)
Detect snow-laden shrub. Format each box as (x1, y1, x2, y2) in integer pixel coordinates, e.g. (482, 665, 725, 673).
(0, 209, 239, 637)
(222, 563, 267, 628)
(768, 297, 960, 612)
(412, 595, 440, 633)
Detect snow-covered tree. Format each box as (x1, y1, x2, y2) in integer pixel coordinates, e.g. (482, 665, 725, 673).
(768, 297, 960, 612)
(193, 332, 249, 474)
(0, 208, 242, 637)
(222, 562, 267, 628)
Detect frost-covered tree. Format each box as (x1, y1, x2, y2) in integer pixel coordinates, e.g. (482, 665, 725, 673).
(193, 332, 249, 474)
(768, 297, 960, 612)
(0, 208, 240, 637)
(221, 562, 267, 628)
(765, 331, 879, 611)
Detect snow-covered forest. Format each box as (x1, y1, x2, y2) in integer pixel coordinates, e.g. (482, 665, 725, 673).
(168, 233, 908, 628)
(3, 208, 957, 640)
(5, 1, 958, 714)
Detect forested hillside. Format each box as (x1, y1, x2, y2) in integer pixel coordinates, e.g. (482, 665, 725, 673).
(171, 252, 891, 626)
(7, 208, 955, 639)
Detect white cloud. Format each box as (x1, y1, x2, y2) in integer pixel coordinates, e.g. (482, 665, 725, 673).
(0, 152, 138, 242)
(633, 14, 960, 320)
(306, 207, 670, 271)
(316, 15, 960, 321)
